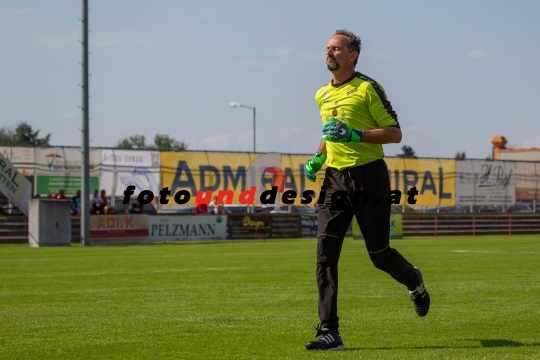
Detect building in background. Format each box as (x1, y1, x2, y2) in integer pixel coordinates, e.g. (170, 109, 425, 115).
(492, 136, 540, 161)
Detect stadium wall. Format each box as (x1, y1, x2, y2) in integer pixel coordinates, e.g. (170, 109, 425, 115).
(1, 146, 540, 211)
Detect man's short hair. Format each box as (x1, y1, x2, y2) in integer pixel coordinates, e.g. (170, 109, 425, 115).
(335, 29, 361, 66)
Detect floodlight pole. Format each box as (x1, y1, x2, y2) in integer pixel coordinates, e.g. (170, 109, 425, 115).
(229, 102, 256, 153)
(80, 0, 91, 246)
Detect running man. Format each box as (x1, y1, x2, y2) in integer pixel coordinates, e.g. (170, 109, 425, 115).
(304, 30, 430, 351)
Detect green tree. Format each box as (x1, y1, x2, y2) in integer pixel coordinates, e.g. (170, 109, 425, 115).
(116, 135, 147, 149)
(0, 122, 50, 146)
(0, 127, 15, 145)
(153, 134, 187, 151)
(397, 145, 417, 159)
(455, 152, 466, 160)
(116, 134, 187, 151)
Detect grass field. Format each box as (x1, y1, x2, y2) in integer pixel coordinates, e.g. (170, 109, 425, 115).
(1, 235, 540, 359)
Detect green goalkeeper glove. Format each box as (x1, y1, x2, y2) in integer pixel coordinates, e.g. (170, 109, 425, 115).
(304, 152, 326, 182)
(322, 118, 363, 143)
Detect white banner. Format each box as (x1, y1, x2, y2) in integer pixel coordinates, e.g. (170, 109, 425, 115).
(34, 147, 100, 175)
(100, 149, 160, 167)
(100, 167, 160, 197)
(0, 153, 32, 216)
(514, 162, 540, 201)
(456, 160, 516, 205)
(148, 215, 227, 241)
(99, 149, 161, 197)
(0, 146, 35, 175)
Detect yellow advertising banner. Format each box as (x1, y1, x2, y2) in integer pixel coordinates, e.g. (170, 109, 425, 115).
(160, 152, 455, 207)
(160, 152, 324, 207)
(384, 158, 455, 206)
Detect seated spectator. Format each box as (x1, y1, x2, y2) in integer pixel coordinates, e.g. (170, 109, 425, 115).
(195, 202, 208, 215)
(90, 189, 104, 214)
(126, 200, 144, 214)
(209, 196, 225, 214)
(100, 189, 115, 214)
(71, 190, 81, 215)
(54, 189, 67, 199)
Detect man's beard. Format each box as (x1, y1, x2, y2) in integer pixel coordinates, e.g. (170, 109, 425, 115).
(326, 58, 340, 71)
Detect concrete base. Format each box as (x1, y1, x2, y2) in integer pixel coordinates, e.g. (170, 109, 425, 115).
(28, 199, 72, 247)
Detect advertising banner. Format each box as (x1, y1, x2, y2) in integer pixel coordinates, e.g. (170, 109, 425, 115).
(148, 215, 227, 241)
(227, 214, 310, 239)
(90, 214, 149, 245)
(514, 162, 540, 201)
(160, 151, 324, 207)
(100, 149, 161, 197)
(352, 214, 403, 239)
(300, 214, 318, 237)
(0, 153, 32, 216)
(384, 158, 455, 206)
(34, 147, 100, 175)
(455, 160, 515, 205)
(227, 214, 273, 239)
(35, 175, 99, 196)
(0, 146, 35, 175)
(160, 152, 456, 207)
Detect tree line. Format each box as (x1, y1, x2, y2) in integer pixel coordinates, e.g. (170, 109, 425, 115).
(0, 122, 187, 151)
(2, 122, 486, 159)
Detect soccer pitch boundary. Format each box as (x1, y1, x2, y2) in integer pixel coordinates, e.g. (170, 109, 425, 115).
(1, 235, 539, 359)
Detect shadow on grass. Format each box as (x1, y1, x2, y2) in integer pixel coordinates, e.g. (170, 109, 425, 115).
(343, 339, 540, 351)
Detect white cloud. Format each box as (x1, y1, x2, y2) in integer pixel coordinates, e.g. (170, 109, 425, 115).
(273, 48, 295, 56)
(521, 136, 540, 149)
(283, 127, 303, 137)
(468, 49, 490, 59)
(360, 50, 394, 59)
(4, 30, 155, 48)
(235, 48, 323, 68)
(236, 130, 253, 145)
(203, 133, 232, 149)
(402, 126, 421, 134)
(0, 6, 38, 17)
(92, 30, 155, 47)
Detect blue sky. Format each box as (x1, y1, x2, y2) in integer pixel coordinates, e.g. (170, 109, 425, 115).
(1, 0, 539, 159)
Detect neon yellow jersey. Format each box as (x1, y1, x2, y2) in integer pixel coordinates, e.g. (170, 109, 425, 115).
(315, 71, 400, 170)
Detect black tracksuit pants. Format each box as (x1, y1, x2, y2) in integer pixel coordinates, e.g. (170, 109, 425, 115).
(316, 159, 419, 332)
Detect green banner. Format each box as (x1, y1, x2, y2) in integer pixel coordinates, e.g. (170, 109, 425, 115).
(36, 175, 99, 196)
(352, 213, 403, 239)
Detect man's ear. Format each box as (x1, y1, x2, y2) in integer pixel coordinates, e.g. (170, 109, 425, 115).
(351, 51, 359, 63)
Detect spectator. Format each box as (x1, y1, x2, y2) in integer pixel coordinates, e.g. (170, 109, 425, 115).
(71, 190, 81, 216)
(54, 189, 66, 199)
(209, 196, 225, 215)
(100, 189, 115, 214)
(90, 189, 104, 214)
(195, 202, 208, 215)
(126, 199, 144, 214)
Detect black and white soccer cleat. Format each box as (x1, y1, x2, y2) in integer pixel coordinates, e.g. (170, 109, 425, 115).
(305, 324, 345, 350)
(409, 267, 430, 317)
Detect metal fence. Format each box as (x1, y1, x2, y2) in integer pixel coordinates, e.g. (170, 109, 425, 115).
(3, 213, 540, 244)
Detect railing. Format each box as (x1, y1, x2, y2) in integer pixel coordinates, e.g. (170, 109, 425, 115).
(2, 213, 540, 243)
(403, 213, 540, 237)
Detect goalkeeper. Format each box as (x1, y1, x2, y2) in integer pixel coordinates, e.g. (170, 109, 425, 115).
(304, 30, 430, 351)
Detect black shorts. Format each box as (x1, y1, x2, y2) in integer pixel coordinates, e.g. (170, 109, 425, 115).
(317, 159, 392, 253)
